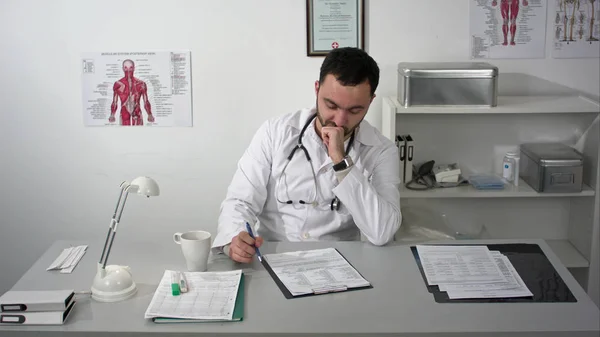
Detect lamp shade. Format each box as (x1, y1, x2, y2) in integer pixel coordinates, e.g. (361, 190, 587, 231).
(129, 176, 160, 196)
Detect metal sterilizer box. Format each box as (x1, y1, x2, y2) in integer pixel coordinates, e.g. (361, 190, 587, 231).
(519, 143, 584, 193)
(397, 62, 498, 107)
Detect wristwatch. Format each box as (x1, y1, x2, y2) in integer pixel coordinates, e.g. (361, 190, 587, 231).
(332, 156, 353, 172)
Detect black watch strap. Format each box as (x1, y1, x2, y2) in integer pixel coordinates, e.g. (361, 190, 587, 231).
(333, 156, 353, 172)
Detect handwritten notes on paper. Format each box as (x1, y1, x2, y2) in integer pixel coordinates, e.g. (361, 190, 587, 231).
(416, 245, 532, 300)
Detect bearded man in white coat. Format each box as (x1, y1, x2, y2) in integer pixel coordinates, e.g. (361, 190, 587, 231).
(212, 47, 402, 263)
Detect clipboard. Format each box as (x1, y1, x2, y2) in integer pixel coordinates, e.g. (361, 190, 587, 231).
(411, 243, 577, 303)
(262, 248, 373, 299)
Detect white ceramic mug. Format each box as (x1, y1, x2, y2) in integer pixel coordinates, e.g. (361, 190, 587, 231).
(173, 230, 212, 272)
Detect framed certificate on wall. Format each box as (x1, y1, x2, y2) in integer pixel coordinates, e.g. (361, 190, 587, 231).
(306, 0, 365, 56)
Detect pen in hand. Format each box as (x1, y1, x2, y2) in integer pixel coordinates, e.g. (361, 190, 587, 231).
(245, 222, 263, 262)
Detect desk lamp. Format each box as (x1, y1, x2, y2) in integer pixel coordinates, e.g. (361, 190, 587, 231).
(91, 176, 160, 302)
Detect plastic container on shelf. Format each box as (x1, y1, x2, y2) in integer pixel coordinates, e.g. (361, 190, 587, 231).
(502, 151, 519, 183)
(469, 174, 506, 190)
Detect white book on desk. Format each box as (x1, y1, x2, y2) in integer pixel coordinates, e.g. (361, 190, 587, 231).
(0, 301, 75, 325)
(0, 290, 75, 312)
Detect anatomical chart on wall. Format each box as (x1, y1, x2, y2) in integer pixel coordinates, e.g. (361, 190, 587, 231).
(552, 0, 600, 58)
(81, 51, 192, 127)
(470, 0, 548, 59)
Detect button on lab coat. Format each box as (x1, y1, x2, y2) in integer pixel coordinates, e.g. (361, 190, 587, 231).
(211, 108, 402, 252)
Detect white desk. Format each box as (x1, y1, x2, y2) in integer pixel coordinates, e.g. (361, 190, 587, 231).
(1, 238, 599, 336)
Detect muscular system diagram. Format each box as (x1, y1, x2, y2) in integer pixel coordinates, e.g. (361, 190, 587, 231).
(109, 59, 154, 125)
(492, 0, 529, 45)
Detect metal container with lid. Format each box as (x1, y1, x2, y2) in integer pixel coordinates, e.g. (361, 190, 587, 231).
(519, 142, 584, 193)
(397, 62, 498, 107)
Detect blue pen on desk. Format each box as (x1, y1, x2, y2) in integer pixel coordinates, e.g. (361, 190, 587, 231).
(245, 222, 262, 262)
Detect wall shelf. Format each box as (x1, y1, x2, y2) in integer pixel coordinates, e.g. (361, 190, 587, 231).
(400, 179, 595, 199)
(391, 95, 600, 115)
(382, 92, 600, 304)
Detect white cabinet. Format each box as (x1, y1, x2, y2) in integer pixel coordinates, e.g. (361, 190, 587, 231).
(381, 94, 600, 304)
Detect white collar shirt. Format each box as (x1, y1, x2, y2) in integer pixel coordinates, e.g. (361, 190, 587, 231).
(212, 107, 401, 252)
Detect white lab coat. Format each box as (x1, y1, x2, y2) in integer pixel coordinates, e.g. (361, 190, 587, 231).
(211, 107, 401, 252)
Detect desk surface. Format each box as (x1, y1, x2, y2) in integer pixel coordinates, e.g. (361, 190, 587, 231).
(1, 238, 599, 337)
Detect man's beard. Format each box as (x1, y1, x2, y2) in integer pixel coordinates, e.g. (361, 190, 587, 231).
(315, 105, 352, 136)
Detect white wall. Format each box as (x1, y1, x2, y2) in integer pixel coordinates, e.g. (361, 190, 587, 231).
(1, 0, 598, 293)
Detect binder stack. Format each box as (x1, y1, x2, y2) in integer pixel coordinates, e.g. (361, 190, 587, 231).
(0, 290, 76, 325)
(396, 134, 415, 183)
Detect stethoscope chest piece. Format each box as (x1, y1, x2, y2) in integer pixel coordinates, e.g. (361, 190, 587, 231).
(330, 197, 340, 211)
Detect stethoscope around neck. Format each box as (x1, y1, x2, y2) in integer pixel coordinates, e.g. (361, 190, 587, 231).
(275, 113, 355, 211)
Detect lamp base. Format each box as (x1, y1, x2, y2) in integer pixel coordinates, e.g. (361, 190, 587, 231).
(91, 263, 137, 302)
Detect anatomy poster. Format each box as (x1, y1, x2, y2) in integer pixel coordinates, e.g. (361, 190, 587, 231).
(81, 51, 192, 127)
(552, 0, 600, 58)
(470, 0, 548, 59)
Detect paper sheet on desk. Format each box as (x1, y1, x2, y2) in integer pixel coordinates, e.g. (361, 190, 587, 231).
(442, 252, 533, 299)
(263, 248, 370, 296)
(416, 245, 533, 299)
(144, 270, 241, 321)
(416, 245, 507, 285)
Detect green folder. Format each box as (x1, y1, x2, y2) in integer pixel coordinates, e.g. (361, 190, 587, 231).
(152, 273, 245, 323)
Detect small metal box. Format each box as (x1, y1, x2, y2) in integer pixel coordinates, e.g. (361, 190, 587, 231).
(519, 143, 584, 193)
(397, 62, 498, 107)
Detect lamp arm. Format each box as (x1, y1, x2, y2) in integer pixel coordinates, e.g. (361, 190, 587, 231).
(98, 221, 115, 265)
(101, 191, 131, 269)
(99, 182, 130, 267)
(115, 185, 133, 224)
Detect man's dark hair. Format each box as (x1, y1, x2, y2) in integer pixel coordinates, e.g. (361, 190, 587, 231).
(318, 47, 379, 96)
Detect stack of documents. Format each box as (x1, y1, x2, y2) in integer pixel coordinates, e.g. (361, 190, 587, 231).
(144, 269, 244, 323)
(416, 245, 533, 299)
(46, 245, 87, 273)
(0, 290, 76, 325)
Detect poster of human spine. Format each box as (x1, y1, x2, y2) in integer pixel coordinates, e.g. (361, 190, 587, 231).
(81, 51, 192, 127)
(552, 0, 600, 58)
(470, 0, 548, 59)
